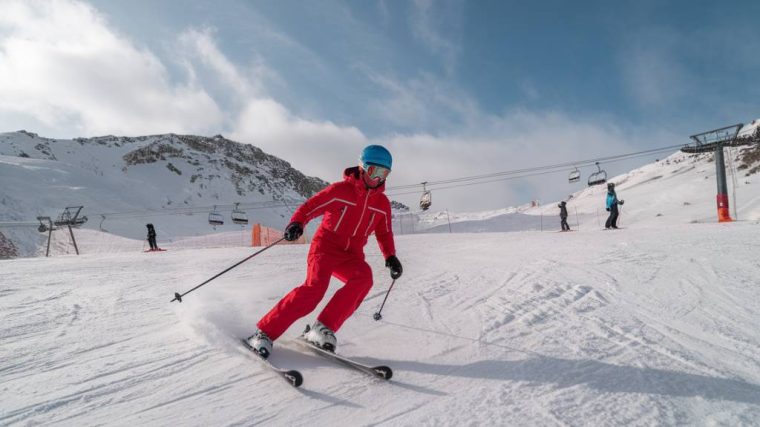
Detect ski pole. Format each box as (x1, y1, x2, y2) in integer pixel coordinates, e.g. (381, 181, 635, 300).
(171, 237, 286, 303)
(373, 279, 396, 321)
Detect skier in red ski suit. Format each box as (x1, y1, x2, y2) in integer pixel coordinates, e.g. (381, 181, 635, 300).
(248, 145, 403, 358)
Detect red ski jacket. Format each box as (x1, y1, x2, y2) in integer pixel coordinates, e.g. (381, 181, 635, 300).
(290, 167, 396, 258)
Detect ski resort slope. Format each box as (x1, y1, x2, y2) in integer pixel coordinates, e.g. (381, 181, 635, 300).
(413, 148, 760, 234)
(2, 221, 760, 426)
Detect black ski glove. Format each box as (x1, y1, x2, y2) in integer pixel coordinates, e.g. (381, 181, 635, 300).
(283, 222, 303, 241)
(385, 255, 403, 280)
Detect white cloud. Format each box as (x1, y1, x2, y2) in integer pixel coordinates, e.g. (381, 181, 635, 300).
(364, 70, 480, 132)
(410, 0, 464, 75)
(0, 0, 676, 212)
(175, 27, 283, 101)
(378, 110, 650, 211)
(229, 98, 369, 183)
(0, 0, 223, 136)
(618, 29, 691, 109)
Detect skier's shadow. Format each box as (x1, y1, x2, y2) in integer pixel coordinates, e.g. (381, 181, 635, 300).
(396, 356, 760, 404)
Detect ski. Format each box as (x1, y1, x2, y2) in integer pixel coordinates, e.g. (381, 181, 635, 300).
(240, 338, 303, 388)
(294, 336, 393, 380)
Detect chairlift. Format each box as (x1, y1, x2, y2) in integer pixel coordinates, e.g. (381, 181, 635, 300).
(208, 205, 224, 227)
(36, 216, 52, 233)
(419, 182, 432, 211)
(231, 203, 248, 225)
(54, 206, 87, 228)
(587, 162, 607, 186)
(568, 167, 581, 183)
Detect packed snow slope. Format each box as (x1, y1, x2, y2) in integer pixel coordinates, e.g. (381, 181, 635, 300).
(2, 220, 760, 426)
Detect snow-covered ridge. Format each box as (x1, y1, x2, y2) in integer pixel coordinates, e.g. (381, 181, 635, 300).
(0, 131, 329, 256)
(2, 130, 759, 257)
(0, 131, 328, 199)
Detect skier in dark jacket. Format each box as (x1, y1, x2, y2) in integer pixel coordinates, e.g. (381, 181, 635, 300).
(558, 201, 570, 231)
(605, 183, 623, 229)
(146, 223, 158, 250)
(246, 145, 402, 359)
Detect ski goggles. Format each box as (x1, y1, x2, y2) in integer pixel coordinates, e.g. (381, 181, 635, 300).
(363, 163, 391, 181)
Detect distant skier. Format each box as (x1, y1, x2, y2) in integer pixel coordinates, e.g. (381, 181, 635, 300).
(604, 183, 624, 229)
(558, 201, 571, 231)
(146, 223, 159, 250)
(247, 145, 403, 358)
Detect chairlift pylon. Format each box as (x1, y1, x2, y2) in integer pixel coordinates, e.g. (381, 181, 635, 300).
(419, 182, 432, 211)
(208, 205, 224, 227)
(568, 167, 581, 183)
(231, 203, 248, 225)
(587, 162, 607, 186)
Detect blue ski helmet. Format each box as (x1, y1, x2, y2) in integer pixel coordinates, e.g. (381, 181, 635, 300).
(359, 145, 392, 170)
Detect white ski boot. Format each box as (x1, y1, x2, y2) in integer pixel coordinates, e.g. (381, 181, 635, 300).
(247, 330, 273, 359)
(304, 321, 337, 352)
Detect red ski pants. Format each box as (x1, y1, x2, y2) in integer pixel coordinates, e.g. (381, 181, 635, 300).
(257, 247, 373, 341)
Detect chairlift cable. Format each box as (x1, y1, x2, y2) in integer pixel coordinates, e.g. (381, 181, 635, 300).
(386, 143, 684, 191)
(386, 146, 681, 197)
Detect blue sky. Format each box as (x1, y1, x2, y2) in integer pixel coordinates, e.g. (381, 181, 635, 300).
(1, 0, 759, 210)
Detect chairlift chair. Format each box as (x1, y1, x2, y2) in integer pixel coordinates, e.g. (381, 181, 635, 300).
(587, 162, 607, 186)
(36, 216, 52, 233)
(231, 203, 248, 225)
(54, 206, 87, 228)
(419, 182, 432, 211)
(568, 167, 581, 183)
(208, 206, 224, 227)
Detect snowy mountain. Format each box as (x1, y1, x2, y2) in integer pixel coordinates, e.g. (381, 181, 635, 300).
(2, 136, 760, 425)
(0, 131, 329, 256)
(2, 129, 759, 258)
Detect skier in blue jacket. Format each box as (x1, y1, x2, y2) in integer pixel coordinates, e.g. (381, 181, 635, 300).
(605, 183, 623, 229)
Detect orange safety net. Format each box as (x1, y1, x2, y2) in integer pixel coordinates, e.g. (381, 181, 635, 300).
(252, 223, 307, 246)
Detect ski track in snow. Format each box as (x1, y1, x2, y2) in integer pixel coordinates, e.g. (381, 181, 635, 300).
(2, 224, 760, 426)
